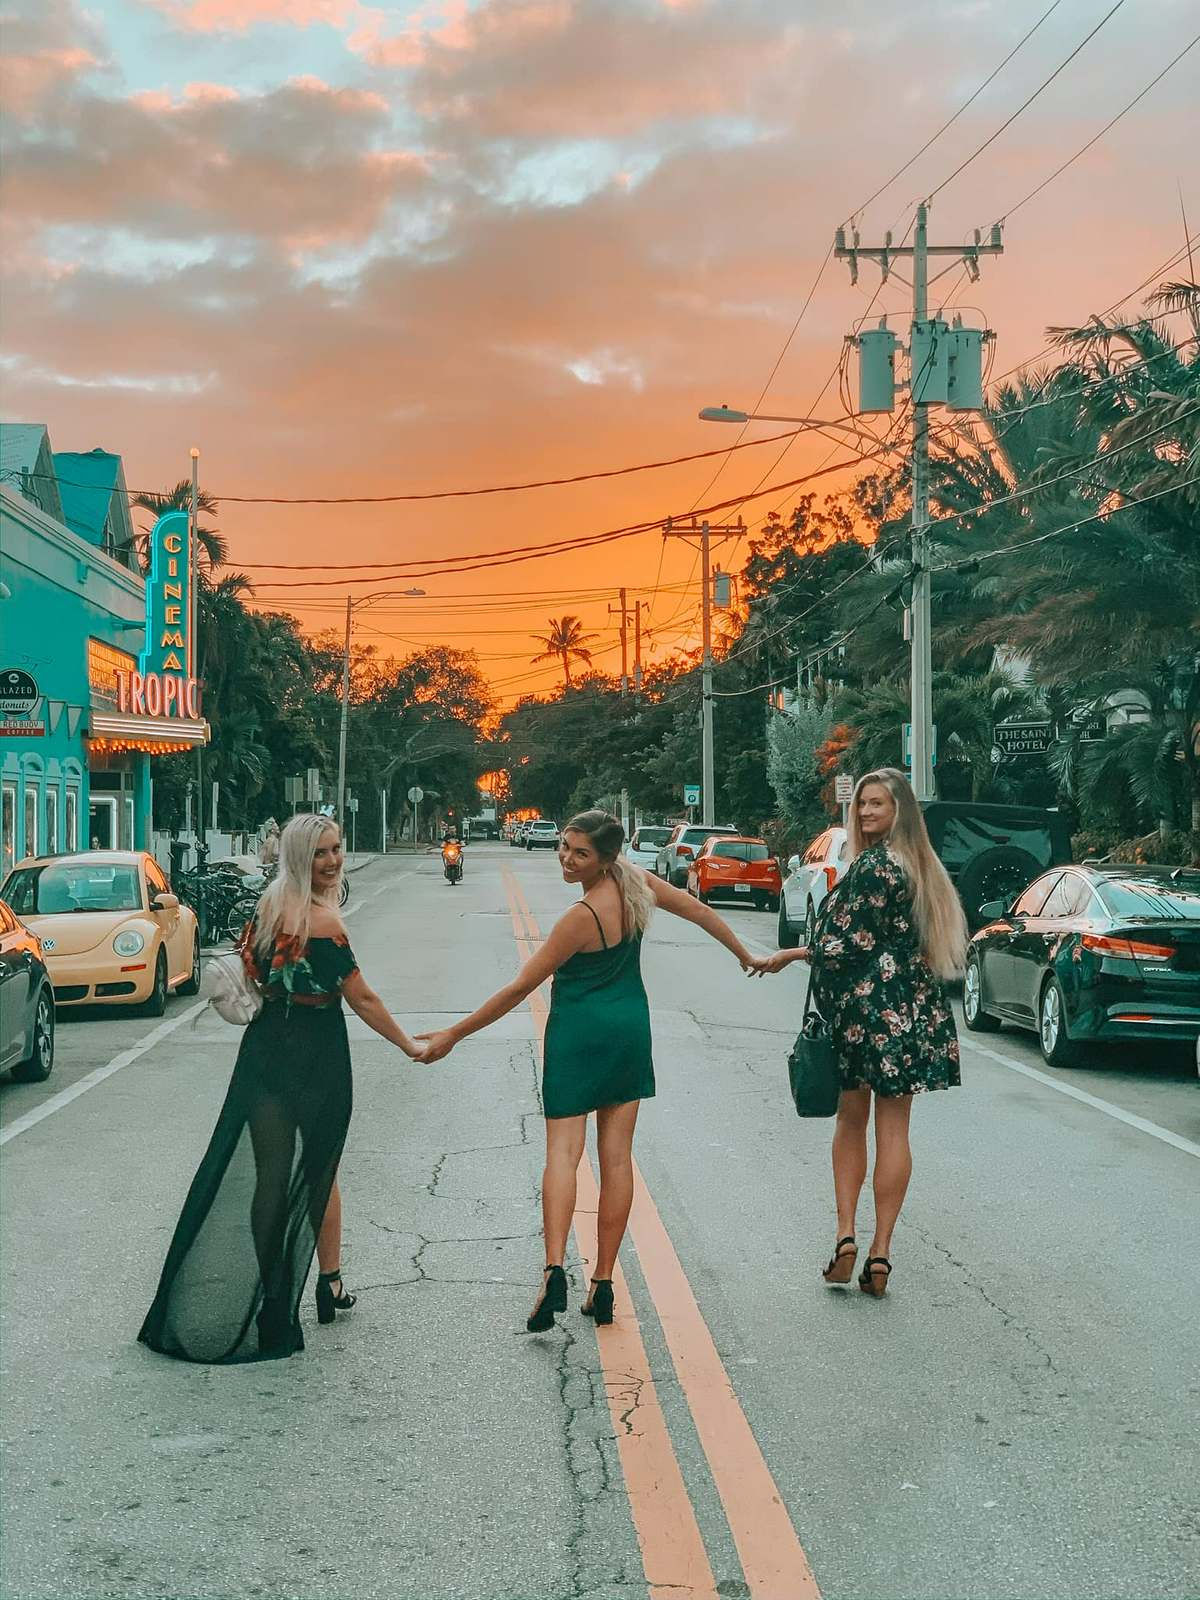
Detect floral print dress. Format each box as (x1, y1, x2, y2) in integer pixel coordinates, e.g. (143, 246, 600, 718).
(809, 841, 960, 1097)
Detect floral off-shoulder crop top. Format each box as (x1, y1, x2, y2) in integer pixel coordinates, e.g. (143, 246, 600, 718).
(241, 929, 359, 1000)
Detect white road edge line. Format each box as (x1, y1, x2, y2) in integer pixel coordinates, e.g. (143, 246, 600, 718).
(1, 866, 413, 1147)
(961, 1038, 1200, 1160)
(0, 1002, 207, 1147)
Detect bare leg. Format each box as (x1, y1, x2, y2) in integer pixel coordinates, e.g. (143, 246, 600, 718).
(870, 1094, 914, 1258)
(248, 1097, 297, 1299)
(317, 1176, 343, 1277)
(831, 1087, 871, 1242)
(542, 1114, 587, 1267)
(593, 1100, 640, 1281)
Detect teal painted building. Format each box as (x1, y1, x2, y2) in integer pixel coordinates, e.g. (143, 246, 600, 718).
(0, 424, 207, 874)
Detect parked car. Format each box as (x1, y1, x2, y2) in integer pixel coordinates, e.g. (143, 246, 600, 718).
(777, 827, 850, 948)
(0, 897, 55, 1082)
(656, 823, 740, 887)
(510, 821, 533, 847)
(963, 863, 1200, 1066)
(526, 820, 561, 850)
(1, 851, 202, 1017)
(624, 826, 672, 871)
(687, 836, 781, 911)
(921, 802, 1074, 931)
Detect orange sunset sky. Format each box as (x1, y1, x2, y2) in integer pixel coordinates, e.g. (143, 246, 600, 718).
(3, 0, 1196, 705)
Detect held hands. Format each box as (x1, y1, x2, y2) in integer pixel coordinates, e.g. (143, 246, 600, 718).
(413, 1029, 457, 1064)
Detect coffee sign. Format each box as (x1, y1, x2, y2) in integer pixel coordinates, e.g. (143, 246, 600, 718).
(0, 668, 39, 716)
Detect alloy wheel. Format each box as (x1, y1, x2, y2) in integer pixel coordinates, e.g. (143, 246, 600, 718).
(1040, 984, 1061, 1054)
(964, 961, 981, 1021)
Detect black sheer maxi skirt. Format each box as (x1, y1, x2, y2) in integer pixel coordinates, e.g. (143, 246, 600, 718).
(139, 999, 352, 1363)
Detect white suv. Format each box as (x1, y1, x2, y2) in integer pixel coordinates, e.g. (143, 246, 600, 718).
(778, 827, 850, 948)
(655, 823, 739, 887)
(526, 820, 561, 850)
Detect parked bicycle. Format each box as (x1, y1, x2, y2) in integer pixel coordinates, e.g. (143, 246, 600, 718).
(175, 845, 263, 946)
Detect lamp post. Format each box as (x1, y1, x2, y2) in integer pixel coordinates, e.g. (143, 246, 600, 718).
(336, 588, 426, 830)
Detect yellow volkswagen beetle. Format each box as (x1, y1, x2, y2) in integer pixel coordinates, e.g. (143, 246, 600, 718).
(0, 851, 201, 1016)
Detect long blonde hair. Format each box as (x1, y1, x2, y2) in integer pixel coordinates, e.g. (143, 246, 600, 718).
(253, 814, 342, 962)
(565, 809, 656, 936)
(848, 768, 967, 979)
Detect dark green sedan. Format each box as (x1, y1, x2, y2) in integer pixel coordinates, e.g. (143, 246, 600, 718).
(963, 864, 1200, 1067)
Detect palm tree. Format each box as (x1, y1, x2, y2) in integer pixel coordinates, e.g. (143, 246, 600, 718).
(129, 481, 228, 573)
(531, 615, 600, 686)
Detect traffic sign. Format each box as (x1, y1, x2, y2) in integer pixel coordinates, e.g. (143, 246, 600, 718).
(902, 723, 937, 768)
(993, 721, 1053, 757)
(0, 668, 38, 716)
(408, 786, 425, 803)
(683, 783, 701, 807)
(834, 773, 855, 803)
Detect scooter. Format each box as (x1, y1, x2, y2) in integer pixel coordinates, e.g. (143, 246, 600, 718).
(442, 840, 464, 885)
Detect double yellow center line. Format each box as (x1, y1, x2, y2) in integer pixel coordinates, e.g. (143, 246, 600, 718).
(504, 868, 820, 1600)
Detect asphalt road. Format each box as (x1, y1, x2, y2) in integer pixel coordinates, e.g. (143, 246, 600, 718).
(2, 845, 1197, 1600)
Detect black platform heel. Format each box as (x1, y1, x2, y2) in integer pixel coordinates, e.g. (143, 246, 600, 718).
(581, 1279, 614, 1326)
(526, 1264, 568, 1332)
(257, 1298, 301, 1356)
(315, 1269, 357, 1325)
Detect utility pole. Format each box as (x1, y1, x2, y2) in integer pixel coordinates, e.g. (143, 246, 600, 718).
(633, 600, 644, 693)
(836, 203, 1002, 802)
(608, 588, 631, 693)
(336, 595, 352, 827)
(663, 516, 744, 824)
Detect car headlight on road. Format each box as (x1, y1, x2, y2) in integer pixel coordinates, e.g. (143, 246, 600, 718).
(113, 930, 146, 957)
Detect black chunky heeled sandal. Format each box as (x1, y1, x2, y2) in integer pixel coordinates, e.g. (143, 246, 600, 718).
(526, 1264, 568, 1332)
(822, 1236, 858, 1287)
(858, 1257, 892, 1298)
(315, 1269, 357, 1325)
(580, 1279, 614, 1326)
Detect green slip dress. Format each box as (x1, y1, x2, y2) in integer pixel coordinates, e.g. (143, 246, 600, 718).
(541, 901, 655, 1120)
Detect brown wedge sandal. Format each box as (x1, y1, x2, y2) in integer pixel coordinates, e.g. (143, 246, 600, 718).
(822, 1236, 858, 1286)
(858, 1256, 892, 1298)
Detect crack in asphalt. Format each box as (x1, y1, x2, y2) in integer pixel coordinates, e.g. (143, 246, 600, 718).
(911, 1224, 1062, 1376)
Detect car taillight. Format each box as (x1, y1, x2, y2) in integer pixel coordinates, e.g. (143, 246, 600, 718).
(824, 865, 838, 893)
(677, 845, 694, 859)
(1081, 933, 1176, 960)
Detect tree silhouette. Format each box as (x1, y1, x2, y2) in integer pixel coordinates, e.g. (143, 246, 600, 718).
(531, 615, 600, 686)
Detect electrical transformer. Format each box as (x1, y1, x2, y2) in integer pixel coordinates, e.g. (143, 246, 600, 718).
(946, 319, 988, 411)
(856, 323, 899, 413)
(909, 318, 951, 405)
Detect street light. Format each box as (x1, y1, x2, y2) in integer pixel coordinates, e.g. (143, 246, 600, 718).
(699, 404, 889, 450)
(336, 587, 426, 832)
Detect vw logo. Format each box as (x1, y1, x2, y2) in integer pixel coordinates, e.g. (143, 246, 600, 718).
(41, 938, 56, 951)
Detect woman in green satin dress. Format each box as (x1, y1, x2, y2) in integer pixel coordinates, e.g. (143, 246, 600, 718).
(416, 810, 766, 1331)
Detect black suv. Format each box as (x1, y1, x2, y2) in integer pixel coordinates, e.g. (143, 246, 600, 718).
(921, 802, 1074, 931)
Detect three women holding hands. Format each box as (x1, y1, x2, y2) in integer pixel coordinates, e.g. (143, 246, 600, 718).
(142, 768, 964, 1361)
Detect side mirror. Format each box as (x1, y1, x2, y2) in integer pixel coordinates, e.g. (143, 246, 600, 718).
(786, 854, 801, 874)
(152, 892, 180, 912)
(977, 899, 1005, 921)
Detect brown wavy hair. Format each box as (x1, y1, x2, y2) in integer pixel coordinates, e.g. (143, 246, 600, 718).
(564, 809, 655, 936)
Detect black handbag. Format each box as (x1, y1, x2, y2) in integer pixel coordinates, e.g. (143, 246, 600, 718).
(787, 984, 841, 1117)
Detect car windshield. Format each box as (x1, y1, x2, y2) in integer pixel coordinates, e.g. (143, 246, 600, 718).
(632, 828, 670, 849)
(3, 862, 142, 915)
(1099, 876, 1200, 920)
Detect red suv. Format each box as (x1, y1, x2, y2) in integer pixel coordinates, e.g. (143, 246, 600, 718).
(687, 836, 782, 912)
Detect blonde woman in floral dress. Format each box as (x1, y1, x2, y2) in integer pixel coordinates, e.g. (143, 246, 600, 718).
(762, 769, 967, 1296)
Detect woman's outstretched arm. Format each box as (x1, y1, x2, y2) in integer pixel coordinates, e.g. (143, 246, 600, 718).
(341, 969, 421, 1057)
(647, 873, 766, 971)
(416, 905, 593, 1062)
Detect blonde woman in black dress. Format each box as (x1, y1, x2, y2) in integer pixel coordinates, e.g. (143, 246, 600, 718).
(417, 810, 767, 1331)
(140, 815, 420, 1361)
(762, 770, 967, 1296)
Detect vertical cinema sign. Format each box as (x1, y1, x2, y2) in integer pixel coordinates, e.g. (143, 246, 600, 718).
(115, 508, 203, 720)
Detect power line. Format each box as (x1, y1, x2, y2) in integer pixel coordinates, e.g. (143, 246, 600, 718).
(1000, 32, 1200, 223)
(926, 0, 1128, 201)
(843, 0, 1068, 226)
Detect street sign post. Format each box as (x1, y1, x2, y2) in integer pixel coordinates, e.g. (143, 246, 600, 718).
(683, 783, 701, 808)
(835, 771, 854, 828)
(407, 786, 424, 847)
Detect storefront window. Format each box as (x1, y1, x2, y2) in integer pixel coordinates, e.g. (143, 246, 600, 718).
(24, 785, 39, 859)
(65, 788, 79, 853)
(2, 785, 15, 874)
(45, 787, 59, 855)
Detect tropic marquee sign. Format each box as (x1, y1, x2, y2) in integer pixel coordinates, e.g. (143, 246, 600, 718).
(115, 508, 202, 721)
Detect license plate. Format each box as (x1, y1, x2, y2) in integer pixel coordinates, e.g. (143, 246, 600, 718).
(735, 883, 751, 893)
